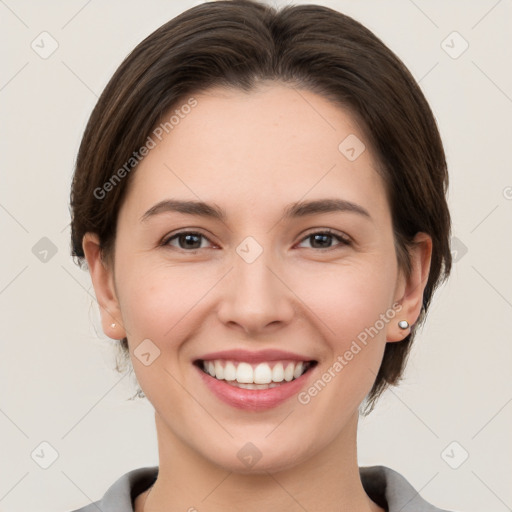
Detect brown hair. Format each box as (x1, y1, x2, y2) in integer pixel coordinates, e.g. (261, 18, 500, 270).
(70, 0, 451, 413)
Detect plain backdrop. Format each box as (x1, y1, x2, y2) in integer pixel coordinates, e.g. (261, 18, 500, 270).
(1, 1, 511, 511)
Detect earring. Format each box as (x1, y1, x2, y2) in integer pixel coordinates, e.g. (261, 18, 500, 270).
(398, 320, 409, 330)
(110, 323, 116, 328)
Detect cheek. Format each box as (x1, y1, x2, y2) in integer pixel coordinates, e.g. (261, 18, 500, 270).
(117, 250, 397, 352)
(293, 259, 396, 395)
(115, 262, 205, 406)
(295, 258, 397, 342)
(115, 258, 229, 366)
(118, 265, 196, 340)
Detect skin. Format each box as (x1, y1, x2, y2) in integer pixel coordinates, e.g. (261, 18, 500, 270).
(83, 82, 432, 512)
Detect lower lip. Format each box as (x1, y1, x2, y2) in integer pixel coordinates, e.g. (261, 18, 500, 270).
(195, 364, 315, 411)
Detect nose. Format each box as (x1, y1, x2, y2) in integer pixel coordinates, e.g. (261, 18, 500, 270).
(216, 241, 296, 336)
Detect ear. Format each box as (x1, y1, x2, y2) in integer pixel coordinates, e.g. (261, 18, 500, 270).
(387, 232, 432, 342)
(82, 233, 127, 340)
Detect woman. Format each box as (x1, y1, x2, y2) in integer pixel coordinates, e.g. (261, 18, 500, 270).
(69, 0, 454, 510)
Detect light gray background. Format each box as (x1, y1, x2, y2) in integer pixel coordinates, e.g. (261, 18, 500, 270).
(1, 1, 511, 511)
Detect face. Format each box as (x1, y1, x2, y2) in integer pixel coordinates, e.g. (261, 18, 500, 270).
(85, 82, 429, 474)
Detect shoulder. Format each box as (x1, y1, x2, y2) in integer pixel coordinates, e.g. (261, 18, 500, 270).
(360, 465, 457, 512)
(67, 466, 158, 512)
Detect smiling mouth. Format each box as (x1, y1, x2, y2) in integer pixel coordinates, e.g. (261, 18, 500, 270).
(194, 359, 318, 389)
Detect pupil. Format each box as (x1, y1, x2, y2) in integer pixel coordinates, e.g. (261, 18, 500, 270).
(183, 234, 200, 249)
(313, 234, 330, 248)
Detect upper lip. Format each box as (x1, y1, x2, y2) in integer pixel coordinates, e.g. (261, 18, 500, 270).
(195, 349, 316, 364)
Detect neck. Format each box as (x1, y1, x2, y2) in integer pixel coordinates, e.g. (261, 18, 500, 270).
(135, 411, 383, 512)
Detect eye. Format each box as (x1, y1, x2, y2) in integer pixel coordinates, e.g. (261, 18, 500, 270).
(162, 231, 214, 251)
(296, 229, 351, 250)
(161, 229, 350, 252)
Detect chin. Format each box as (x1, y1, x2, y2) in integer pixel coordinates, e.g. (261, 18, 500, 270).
(197, 435, 317, 475)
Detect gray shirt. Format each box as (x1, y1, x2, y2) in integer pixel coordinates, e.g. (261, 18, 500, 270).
(69, 465, 454, 512)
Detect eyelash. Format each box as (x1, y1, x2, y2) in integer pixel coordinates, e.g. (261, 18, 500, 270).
(161, 229, 351, 252)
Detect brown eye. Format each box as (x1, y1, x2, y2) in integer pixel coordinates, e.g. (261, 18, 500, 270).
(297, 230, 350, 250)
(163, 231, 212, 251)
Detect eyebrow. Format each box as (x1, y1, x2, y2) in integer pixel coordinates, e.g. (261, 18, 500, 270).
(140, 198, 372, 223)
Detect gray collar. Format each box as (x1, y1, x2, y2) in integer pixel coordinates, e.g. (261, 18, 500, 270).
(70, 465, 453, 512)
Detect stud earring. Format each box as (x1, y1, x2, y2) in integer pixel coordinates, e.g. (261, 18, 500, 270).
(398, 320, 409, 330)
(110, 323, 116, 328)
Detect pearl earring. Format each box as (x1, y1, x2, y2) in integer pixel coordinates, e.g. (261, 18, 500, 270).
(398, 320, 409, 330)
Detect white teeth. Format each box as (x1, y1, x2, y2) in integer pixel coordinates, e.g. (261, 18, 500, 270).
(293, 362, 304, 379)
(272, 363, 284, 382)
(200, 359, 311, 384)
(283, 362, 295, 382)
(214, 360, 224, 380)
(236, 362, 254, 383)
(253, 363, 272, 384)
(224, 361, 237, 381)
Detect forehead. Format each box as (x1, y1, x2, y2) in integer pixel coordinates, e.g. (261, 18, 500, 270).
(121, 82, 390, 225)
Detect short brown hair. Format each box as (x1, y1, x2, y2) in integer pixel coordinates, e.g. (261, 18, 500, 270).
(70, 0, 452, 413)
